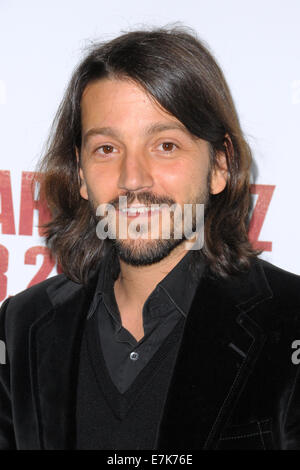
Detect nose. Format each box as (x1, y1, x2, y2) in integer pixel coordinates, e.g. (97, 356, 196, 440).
(117, 151, 154, 192)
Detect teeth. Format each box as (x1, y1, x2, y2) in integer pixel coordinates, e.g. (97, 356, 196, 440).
(120, 206, 160, 214)
(124, 207, 148, 214)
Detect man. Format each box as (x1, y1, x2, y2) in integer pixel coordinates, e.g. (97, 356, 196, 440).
(1, 25, 300, 451)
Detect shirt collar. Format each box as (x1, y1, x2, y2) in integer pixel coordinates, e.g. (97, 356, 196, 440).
(156, 248, 206, 317)
(88, 243, 206, 319)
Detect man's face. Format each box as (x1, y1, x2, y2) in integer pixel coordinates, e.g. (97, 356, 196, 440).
(78, 78, 227, 265)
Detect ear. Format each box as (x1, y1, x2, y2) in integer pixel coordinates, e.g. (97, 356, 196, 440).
(210, 153, 228, 194)
(210, 135, 231, 195)
(76, 146, 88, 200)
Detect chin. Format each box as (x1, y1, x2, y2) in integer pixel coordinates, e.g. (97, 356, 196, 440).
(112, 237, 184, 266)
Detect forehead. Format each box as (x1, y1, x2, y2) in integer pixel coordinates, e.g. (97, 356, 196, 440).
(79, 78, 204, 151)
(80, 78, 184, 129)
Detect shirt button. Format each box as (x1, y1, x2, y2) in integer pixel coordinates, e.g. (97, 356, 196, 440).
(130, 351, 139, 361)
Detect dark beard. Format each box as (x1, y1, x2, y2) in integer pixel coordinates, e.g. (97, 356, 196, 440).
(112, 234, 185, 266)
(110, 187, 209, 267)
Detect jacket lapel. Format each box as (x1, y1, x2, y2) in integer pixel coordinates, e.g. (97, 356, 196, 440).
(155, 257, 274, 450)
(28, 270, 99, 450)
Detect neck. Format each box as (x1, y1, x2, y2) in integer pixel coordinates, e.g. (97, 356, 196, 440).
(114, 243, 190, 311)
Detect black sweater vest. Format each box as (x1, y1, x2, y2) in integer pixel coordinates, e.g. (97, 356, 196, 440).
(75, 311, 185, 450)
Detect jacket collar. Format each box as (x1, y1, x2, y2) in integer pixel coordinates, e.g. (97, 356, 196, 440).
(29, 255, 273, 449)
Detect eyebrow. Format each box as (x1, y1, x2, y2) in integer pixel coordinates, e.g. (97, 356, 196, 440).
(82, 122, 194, 146)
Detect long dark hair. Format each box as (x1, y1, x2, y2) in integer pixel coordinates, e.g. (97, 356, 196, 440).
(36, 24, 261, 284)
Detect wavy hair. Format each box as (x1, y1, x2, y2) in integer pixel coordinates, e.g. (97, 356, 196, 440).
(36, 24, 261, 284)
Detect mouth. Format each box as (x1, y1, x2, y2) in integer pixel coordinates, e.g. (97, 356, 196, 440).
(117, 205, 162, 218)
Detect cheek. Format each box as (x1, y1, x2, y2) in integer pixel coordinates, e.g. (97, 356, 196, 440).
(155, 161, 188, 186)
(83, 166, 118, 204)
(155, 161, 206, 196)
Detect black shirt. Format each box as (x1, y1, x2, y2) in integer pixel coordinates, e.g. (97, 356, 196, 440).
(86, 246, 206, 394)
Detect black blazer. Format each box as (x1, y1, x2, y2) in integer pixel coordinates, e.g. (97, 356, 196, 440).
(0, 256, 300, 450)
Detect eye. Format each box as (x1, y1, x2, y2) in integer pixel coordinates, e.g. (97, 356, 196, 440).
(95, 145, 117, 155)
(158, 142, 178, 153)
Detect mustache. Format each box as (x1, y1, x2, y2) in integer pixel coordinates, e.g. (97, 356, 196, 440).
(109, 191, 176, 209)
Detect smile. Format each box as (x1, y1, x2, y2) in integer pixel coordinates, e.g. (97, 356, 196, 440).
(117, 206, 162, 217)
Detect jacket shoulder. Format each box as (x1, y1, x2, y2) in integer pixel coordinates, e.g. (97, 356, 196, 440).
(0, 274, 81, 333)
(256, 257, 300, 314)
(259, 257, 300, 280)
(259, 257, 300, 297)
(8, 273, 75, 307)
